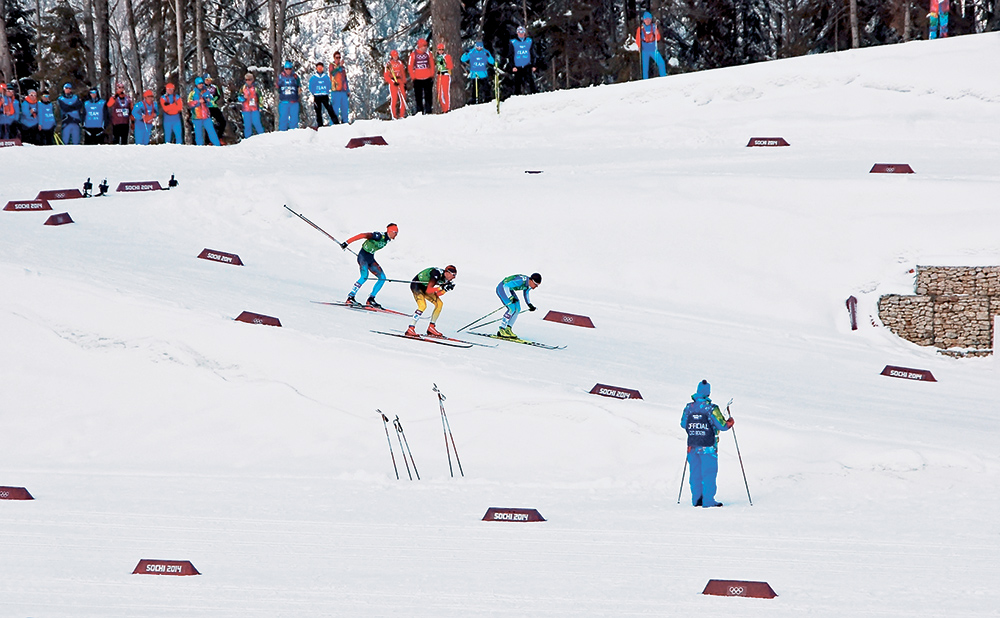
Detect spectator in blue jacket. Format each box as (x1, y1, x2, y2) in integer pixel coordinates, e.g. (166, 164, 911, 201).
(37, 91, 57, 144)
(19, 89, 40, 144)
(132, 89, 158, 145)
(508, 26, 538, 95)
(0, 82, 19, 139)
(460, 41, 495, 104)
(681, 380, 733, 508)
(308, 62, 338, 127)
(82, 89, 107, 145)
(277, 61, 300, 131)
(57, 83, 83, 145)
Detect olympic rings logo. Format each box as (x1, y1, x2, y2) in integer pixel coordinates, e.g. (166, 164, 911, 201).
(0, 491, 9, 498)
(728, 586, 745, 596)
(562, 316, 574, 323)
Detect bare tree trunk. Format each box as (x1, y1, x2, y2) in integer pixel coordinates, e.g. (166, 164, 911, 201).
(83, 0, 98, 86)
(124, 0, 144, 92)
(903, 0, 912, 40)
(175, 0, 192, 142)
(521, 0, 527, 25)
(95, 0, 112, 97)
(432, 0, 463, 109)
(35, 0, 44, 83)
(849, 0, 860, 47)
(195, 0, 204, 74)
(153, 0, 165, 95)
(0, 0, 15, 84)
(268, 0, 279, 124)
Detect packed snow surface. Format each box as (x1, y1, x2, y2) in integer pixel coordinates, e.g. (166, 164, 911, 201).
(2, 33, 999, 616)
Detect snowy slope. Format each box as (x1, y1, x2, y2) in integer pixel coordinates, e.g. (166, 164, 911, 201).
(1, 33, 999, 616)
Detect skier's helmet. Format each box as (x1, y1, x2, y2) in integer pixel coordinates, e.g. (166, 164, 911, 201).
(530, 273, 542, 284)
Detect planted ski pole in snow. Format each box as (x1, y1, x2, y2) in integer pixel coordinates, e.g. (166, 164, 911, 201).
(677, 458, 688, 505)
(283, 204, 357, 255)
(433, 383, 464, 477)
(393, 415, 420, 480)
(378, 410, 399, 480)
(726, 400, 752, 506)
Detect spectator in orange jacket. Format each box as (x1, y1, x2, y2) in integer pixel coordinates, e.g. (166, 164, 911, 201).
(384, 50, 408, 119)
(160, 83, 184, 144)
(435, 42, 453, 113)
(408, 38, 435, 114)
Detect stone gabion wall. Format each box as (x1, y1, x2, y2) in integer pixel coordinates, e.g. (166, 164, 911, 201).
(878, 266, 1000, 356)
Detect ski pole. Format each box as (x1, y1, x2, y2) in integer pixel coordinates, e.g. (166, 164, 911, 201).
(434, 383, 464, 477)
(457, 306, 506, 332)
(283, 204, 357, 256)
(435, 385, 453, 477)
(378, 410, 399, 480)
(392, 416, 413, 480)
(726, 402, 753, 506)
(395, 415, 420, 480)
(676, 456, 688, 505)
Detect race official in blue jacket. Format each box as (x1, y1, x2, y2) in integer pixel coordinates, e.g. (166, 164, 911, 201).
(277, 61, 300, 131)
(308, 62, 339, 127)
(460, 41, 495, 104)
(57, 84, 83, 144)
(681, 380, 733, 508)
(508, 26, 537, 95)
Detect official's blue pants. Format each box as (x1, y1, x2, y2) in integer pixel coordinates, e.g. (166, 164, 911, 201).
(641, 50, 666, 79)
(134, 122, 152, 145)
(242, 111, 265, 138)
(193, 118, 220, 146)
(163, 116, 182, 144)
(61, 123, 81, 144)
(687, 449, 719, 507)
(278, 101, 299, 131)
(331, 92, 349, 124)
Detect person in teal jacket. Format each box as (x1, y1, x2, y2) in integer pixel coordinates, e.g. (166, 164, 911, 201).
(37, 92, 57, 144)
(83, 89, 107, 144)
(0, 82, 19, 139)
(19, 89, 40, 144)
(495, 273, 541, 339)
(681, 380, 733, 508)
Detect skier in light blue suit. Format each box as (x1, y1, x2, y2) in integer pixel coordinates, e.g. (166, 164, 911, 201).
(636, 11, 667, 79)
(460, 41, 494, 104)
(495, 273, 541, 339)
(681, 380, 733, 508)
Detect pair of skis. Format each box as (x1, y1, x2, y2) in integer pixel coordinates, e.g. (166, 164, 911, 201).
(378, 384, 464, 480)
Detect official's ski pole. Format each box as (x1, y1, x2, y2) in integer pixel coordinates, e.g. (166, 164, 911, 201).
(457, 306, 506, 332)
(726, 402, 753, 506)
(392, 416, 413, 480)
(677, 456, 688, 505)
(437, 387, 453, 477)
(283, 204, 357, 255)
(434, 383, 464, 477)
(378, 410, 399, 480)
(395, 415, 420, 480)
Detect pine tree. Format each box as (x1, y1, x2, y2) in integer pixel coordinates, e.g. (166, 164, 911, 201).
(33, 1, 87, 92)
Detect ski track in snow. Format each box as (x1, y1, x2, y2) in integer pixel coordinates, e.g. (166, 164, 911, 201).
(1, 32, 1000, 616)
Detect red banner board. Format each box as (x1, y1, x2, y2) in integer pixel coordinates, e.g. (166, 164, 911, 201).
(746, 137, 790, 147)
(870, 164, 914, 174)
(0, 486, 34, 500)
(116, 181, 164, 192)
(235, 311, 281, 327)
(0, 138, 22, 147)
(44, 213, 74, 226)
(482, 507, 546, 522)
(590, 384, 643, 400)
(132, 559, 201, 576)
(542, 311, 595, 328)
(880, 365, 936, 382)
(4, 200, 52, 211)
(703, 579, 778, 599)
(346, 136, 388, 149)
(36, 189, 85, 200)
(198, 249, 244, 266)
